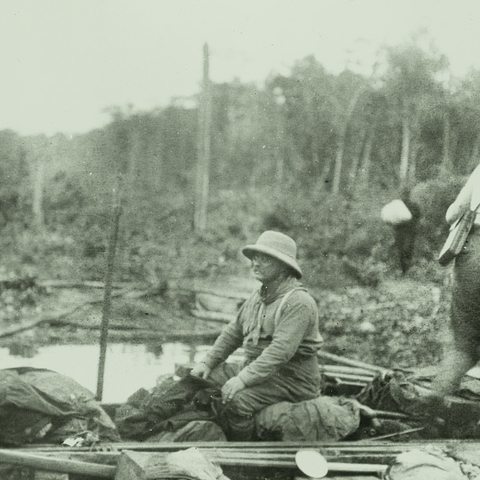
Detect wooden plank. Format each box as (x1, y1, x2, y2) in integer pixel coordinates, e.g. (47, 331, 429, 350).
(25, 439, 480, 453)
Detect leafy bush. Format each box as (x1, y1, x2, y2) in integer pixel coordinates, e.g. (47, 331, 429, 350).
(0, 172, 465, 292)
(315, 279, 449, 368)
(257, 189, 394, 288)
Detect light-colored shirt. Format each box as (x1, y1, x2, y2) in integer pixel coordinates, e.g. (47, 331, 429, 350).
(446, 164, 480, 225)
(203, 276, 323, 387)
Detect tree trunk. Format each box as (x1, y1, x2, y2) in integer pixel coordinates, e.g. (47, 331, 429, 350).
(32, 155, 45, 229)
(348, 128, 366, 192)
(332, 130, 346, 195)
(409, 137, 418, 186)
(440, 111, 452, 174)
(194, 43, 212, 233)
(356, 127, 373, 192)
(317, 155, 333, 192)
(399, 116, 410, 190)
(275, 126, 284, 192)
(128, 124, 141, 202)
(332, 87, 363, 195)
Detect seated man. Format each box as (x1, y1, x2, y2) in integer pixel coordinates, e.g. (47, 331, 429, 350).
(190, 230, 323, 440)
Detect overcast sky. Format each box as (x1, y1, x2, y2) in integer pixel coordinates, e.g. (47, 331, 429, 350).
(2, 0, 480, 136)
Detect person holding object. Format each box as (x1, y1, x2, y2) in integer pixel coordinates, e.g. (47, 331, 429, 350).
(431, 164, 480, 395)
(190, 230, 323, 440)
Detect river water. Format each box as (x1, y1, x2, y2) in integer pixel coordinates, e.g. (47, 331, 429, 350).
(0, 277, 255, 404)
(0, 341, 214, 403)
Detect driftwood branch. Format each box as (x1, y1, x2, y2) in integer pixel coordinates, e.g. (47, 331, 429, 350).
(38, 280, 131, 289)
(95, 329, 220, 343)
(0, 304, 88, 339)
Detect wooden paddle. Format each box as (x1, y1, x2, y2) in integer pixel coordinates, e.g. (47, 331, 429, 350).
(0, 449, 115, 478)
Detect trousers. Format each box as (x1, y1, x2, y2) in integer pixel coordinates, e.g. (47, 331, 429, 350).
(432, 228, 480, 395)
(208, 357, 320, 440)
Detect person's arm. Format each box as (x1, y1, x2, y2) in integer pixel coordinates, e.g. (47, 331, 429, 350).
(201, 304, 245, 370)
(237, 293, 317, 386)
(446, 165, 480, 224)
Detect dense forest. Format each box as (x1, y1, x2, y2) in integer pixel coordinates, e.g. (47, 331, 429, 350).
(0, 34, 476, 293)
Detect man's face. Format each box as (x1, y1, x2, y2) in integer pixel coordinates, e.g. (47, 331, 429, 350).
(250, 252, 285, 283)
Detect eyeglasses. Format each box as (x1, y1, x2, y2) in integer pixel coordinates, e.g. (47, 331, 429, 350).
(250, 253, 274, 266)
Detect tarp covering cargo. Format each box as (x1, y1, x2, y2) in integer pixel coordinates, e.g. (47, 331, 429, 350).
(255, 395, 361, 441)
(115, 374, 220, 441)
(0, 367, 119, 446)
(115, 374, 361, 442)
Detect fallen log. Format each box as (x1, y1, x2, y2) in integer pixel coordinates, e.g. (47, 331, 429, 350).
(318, 351, 391, 375)
(190, 309, 236, 323)
(320, 364, 376, 376)
(324, 372, 374, 383)
(39, 280, 131, 290)
(175, 284, 251, 301)
(98, 329, 221, 342)
(0, 288, 160, 339)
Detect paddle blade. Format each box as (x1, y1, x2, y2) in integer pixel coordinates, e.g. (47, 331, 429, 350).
(295, 450, 328, 478)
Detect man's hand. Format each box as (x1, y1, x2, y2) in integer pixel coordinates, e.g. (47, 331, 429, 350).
(221, 376, 246, 403)
(190, 362, 211, 380)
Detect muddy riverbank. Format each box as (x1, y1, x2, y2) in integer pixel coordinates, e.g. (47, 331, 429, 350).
(0, 272, 452, 374)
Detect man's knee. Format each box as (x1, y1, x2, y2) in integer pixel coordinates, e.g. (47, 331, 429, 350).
(213, 394, 257, 441)
(452, 332, 479, 360)
(226, 390, 257, 417)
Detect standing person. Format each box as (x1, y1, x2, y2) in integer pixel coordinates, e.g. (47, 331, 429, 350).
(431, 164, 480, 396)
(392, 188, 421, 274)
(190, 230, 323, 441)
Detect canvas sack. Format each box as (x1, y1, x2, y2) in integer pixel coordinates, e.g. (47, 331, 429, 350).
(381, 199, 412, 225)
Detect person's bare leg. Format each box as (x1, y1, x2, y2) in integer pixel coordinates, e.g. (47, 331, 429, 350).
(431, 347, 477, 396)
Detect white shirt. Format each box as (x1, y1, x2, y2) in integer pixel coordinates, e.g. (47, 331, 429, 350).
(446, 164, 480, 225)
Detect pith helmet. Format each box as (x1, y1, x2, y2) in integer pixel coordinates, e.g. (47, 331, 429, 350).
(242, 230, 303, 278)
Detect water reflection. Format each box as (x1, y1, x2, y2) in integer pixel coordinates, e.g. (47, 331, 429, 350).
(0, 342, 213, 403)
